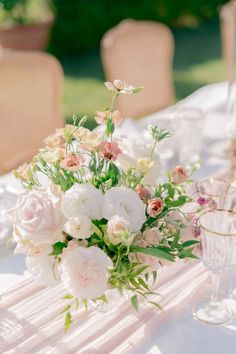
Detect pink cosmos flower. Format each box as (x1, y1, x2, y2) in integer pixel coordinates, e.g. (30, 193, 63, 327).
(99, 141, 122, 161)
(171, 166, 188, 184)
(147, 198, 164, 218)
(60, 154, 85, 171)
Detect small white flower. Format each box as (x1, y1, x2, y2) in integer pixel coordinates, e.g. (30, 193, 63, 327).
(104, 80, 136, 95)
(62, 183, 104, 220)
(63, 215, 93, 239)
(25, 244, 60, 286)
(103, 187, 146, 232)
(61, 246, 113, 299)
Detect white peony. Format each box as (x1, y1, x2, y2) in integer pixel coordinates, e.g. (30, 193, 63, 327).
(63, 215, 93, 239)
(103, 187, 146, 232)
(25, 244, 60, 286)
(61, 246, 113, 299)
(62, 183, 104, 220)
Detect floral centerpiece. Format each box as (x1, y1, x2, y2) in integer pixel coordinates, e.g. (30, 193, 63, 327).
(7, 80, 199, 331)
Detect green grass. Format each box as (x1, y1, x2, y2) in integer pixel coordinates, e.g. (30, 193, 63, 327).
(62, 20, 225, 129)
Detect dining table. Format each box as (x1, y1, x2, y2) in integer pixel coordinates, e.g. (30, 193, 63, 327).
(1, 81, 236, 354)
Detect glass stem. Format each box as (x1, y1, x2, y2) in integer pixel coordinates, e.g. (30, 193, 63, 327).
(210, 273, 220, 306)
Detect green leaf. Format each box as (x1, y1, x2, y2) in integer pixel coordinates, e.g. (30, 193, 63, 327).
(165, 196, 187, 208)
(82, 299, 88, 310)
(131, 294, 139, 311)
(49, 242, 67, 256)
(61, 304, 71, 313)
(152, 271, 157, 284)
(63, 294, 73, 300)
(75, 298, 79, 311)
(132, 86, 143, 93)
(178, 248, 198, 259)
(132, 246, 175, 262)
(138, 277, 149, 290)
(107, 162, 120, 186)
(64, 312, 72, 332)
(182, 240, 200, 248)
(106, 116, 115, 136)
(149, 301, 162, 311)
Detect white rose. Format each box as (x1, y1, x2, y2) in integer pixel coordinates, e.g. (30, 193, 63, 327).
(62, 183, 104, 220)
(107, 215, 133, 245)
(103, 187, 146, 232)
(61, 246, 113, 299)
(63, 215, 93, 239)
(6, 187, 64, 244)
(25, 244, 60, 286)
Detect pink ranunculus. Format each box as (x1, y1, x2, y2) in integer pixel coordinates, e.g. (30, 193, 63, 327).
(61, 246, 113, 299)
(6, 187, 63, 244)
(135, 185, 151, 203)
(99, 141, 122, 161)
(171, 166, 188, 184)
(197, 196, 208, 206)
(147, 198, 164, 218)
(60, 154, 85, 171)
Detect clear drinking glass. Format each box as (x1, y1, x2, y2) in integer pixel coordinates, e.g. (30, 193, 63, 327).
(193, 209, 236, 326)
(197, 178, 236, 209)
(175, 107, 205, 166)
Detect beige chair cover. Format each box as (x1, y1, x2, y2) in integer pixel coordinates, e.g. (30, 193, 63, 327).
(0, 49, 64, 175)
(220, 0, 236, 80)
(101, 19, 175, 118)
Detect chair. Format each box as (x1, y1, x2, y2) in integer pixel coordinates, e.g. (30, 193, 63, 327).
(101, 19, 175, 118)
(0, 48, 64, 175)
(220, 0, 236, 80)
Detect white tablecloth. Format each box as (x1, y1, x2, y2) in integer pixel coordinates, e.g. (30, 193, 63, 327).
(1, 82, 236, 353)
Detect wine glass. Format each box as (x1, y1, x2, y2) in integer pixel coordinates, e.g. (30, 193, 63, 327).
(175, 107, 205, 166)
(193, 209, 236, 326)
(197, 178, 236, 209)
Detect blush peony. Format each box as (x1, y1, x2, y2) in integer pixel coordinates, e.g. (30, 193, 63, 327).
(61, 246, 113, 299)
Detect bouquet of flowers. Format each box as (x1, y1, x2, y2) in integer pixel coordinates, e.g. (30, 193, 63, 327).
(7, 80, 199, 331)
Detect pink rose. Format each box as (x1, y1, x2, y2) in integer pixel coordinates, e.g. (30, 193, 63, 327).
(171, 166, 188, 184)
(147, 198, 164, 218)
(61, 246, 113, 299)
(6, 187, 63, 244)
(60, 154, 85, 171)
(135, 185, 151, 203)
(208, 197, 217, 211)
(99, 141, 122, 161)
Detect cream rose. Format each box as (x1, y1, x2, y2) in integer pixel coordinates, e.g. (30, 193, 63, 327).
(61, 246, 113, 299)
(63, 215, 93, 239)
(6, 187, 63, 244)
(103, 187, 146, 232)
(62, 183, 104, 220)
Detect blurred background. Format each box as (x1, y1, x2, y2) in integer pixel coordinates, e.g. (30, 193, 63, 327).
(0, 0, 229, 130)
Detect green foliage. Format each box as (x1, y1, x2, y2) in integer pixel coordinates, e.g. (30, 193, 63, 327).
(0, 0, 51, 25)
(50, 0, 228, 55)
